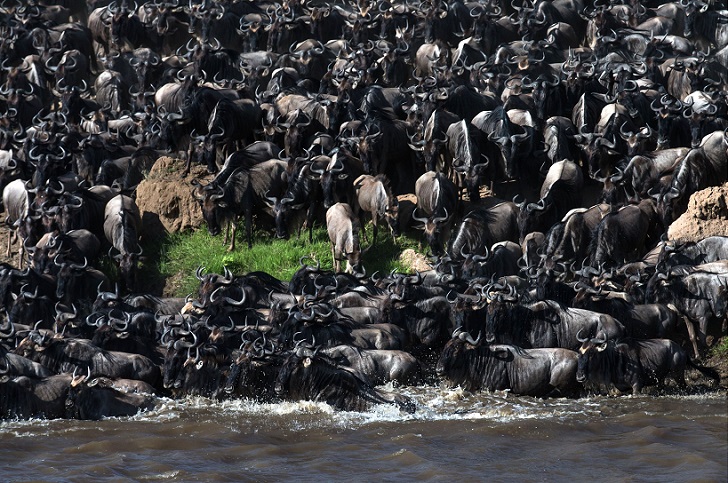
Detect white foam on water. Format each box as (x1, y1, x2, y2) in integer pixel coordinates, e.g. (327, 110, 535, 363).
(137, 471, 180, 480)
(3, 387, 725, 434)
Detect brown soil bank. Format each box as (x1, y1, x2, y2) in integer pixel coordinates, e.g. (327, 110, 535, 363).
(667, 183, 728, 242)
(135, 157, 210, 239)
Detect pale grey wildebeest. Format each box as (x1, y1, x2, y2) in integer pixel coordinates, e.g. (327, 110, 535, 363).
(326, 202, 363, 274)
(353, 174, 400, 246)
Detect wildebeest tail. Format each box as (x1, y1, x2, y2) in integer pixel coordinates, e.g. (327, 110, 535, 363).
(686, 358, 720, 385)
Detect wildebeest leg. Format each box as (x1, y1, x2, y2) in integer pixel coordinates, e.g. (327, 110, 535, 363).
(698, 317, 710, 354)
(306, 205, 315, 243)
(631, 380, 642, 396)
(672, 364, 688, 390)
(245, 205, 253, 249)
(682, 316, 701, 359)
(184, 144, 194, 176)
(6, 229, 13, 257)
(331, 245, 338, 273)
(229, 221, 237, 252)
(372, 216, 378, 247)
(223, 221, 230, 247)
(359, 212, 368, 244)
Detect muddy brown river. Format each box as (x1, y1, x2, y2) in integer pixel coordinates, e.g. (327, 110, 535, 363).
(1, 387, 725, 481)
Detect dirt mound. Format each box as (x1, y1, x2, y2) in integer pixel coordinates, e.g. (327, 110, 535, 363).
(400, 248, 433, 272)
(136, 157, 212, 238)
(667, 183, 728, 242)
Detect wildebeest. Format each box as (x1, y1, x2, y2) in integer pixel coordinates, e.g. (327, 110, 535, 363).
(274, 346, 415, 412)
(486, 298, 626, 351)
(65, 369, 156, 420)
(224, 335, 284, 402)
(436, 329, 580, 397)
(321, 345, 422, 386)
(590, 200, 661, 268)
(647, 268, 728, 358)
(326, 202, 362, 274)
(0, 373, 71, 420)
(2, 179, 31, 265)
(448, 200, 519, 258)
(353, 174, 400, 246)
(653, 130, 728, 228)
(576, 333, 719, 395)
(103, 194, 143, 292)
(193, 158, 287, 250)
(412, 171, 458, 256)
(15, 331, 160, 387)
(446, 119, 489, 202)
(515, 160, 584, 243)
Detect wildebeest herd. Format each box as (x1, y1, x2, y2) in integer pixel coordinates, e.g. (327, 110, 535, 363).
(1, 0, 727, 419)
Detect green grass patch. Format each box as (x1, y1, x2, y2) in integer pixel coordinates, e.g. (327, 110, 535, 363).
(152, 224, 424, 298)
(710, 337, 728, 358)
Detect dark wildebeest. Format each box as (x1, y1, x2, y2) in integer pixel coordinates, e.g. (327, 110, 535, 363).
(104, 194, 143, 292)
(590, 200, 661, 268)
(653, 130, 728, 229)
(321, 345, 422, 386)
(0, 374, 71, 420)
(485, 298, 626, 351)
(448, 200, 520, 258)
(274, 346, 415, 412)
(576, 333, 719, 395)
(15, 331, 160, 387)
(193, 159, 287, 250)
(436, 329, 580, 397)
(65, 370, 156, 420)
(447, 119, 489, 202)
(647, 268, 728, 358)
(515, 160, 584, 243)
(411, 171, 458, 256)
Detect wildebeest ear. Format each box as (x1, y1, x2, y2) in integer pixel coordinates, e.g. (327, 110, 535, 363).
(91, 377, 112, 388)
(0, 376, 9, 384)
(303, 357, 312, 367)
(218, 201, 228, 208)
(491, 347, 511, 360)
(596, 342, 608, 352)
